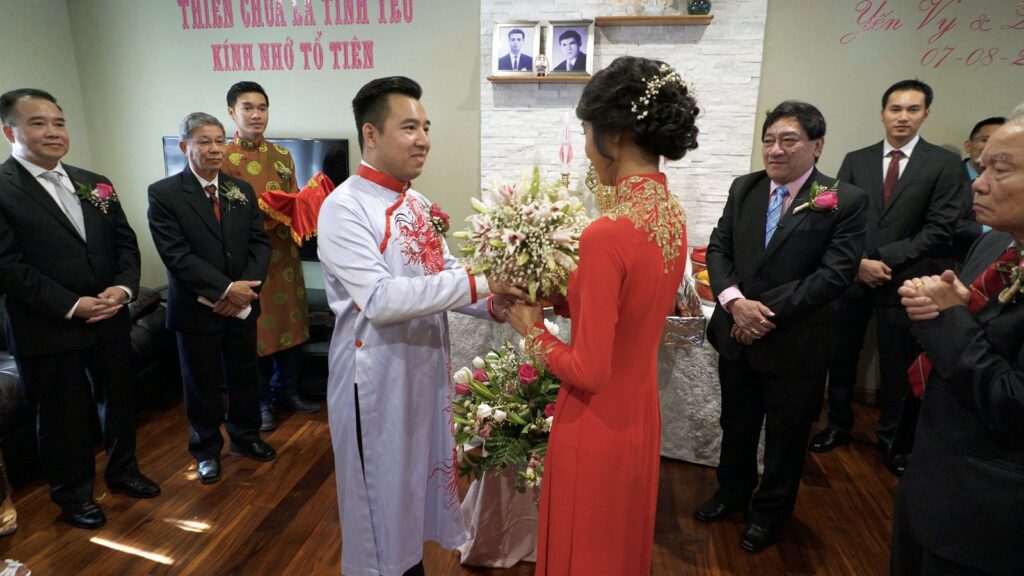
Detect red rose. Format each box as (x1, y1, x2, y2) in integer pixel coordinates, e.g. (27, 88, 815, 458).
(812, 190, 838, 211)
(517, 363, 538, 385)
(94, 183, 115, 200)
(455, 383, 470, 396)
(544, 403, 556, 418)
(472, 368, 489, 382)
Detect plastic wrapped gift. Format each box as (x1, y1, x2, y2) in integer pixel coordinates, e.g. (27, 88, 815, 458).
(662, 276, 706, 347)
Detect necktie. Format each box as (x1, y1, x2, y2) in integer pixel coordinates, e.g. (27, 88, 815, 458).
(513, 56, 518, 70)
(204, 184, 221, 221)
(40, 171, 86, 239)
(764, 185, 789, 247)
(883, 149, 904, 206)
(907, 245, 1020, 397)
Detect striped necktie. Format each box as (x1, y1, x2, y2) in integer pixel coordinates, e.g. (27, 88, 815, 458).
(765, 185, 789, 247)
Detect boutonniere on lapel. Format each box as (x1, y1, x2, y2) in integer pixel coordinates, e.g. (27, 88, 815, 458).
(73, 181, 118, 214)
(220, 181, 248, 207)
(792, 180, 839, 214)
(996, 248, 1024, 304)
(429, 203, 450, 237)
(273, 160, 292, 186)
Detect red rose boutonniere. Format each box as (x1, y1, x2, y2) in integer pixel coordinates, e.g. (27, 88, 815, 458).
(73, 181, 118, 214)
(792, 181, 839, 214)
(430, 203, 450, 236)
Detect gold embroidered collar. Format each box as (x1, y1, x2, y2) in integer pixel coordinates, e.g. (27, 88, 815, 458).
(605, 174, 686, 273)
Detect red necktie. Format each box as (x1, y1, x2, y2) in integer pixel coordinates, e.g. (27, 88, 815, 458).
(907, 246, 1020, 396)
(204, 184, 221, 221)
(883, 149, 904, 206)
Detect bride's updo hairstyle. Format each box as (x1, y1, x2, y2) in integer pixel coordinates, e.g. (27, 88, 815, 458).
(575, 56, 699, 162)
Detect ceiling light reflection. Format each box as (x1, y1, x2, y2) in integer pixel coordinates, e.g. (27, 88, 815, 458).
(164, 517, 212, 533)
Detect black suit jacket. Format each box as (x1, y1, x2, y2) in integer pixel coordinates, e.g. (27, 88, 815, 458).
(900, 230, 1024, 575)
(837, 138, 964, 301)
(552, 52, 587, 72)
(0, 157, 140, 357)
(706, 169, 867, 375)
(497, 52, 533, 71)
(147, 168, 270, 334)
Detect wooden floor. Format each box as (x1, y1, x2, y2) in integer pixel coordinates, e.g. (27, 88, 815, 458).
(0, 402, 897, 575)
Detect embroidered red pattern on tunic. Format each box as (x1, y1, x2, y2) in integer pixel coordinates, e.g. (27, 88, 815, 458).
(395, 196, 444, 274)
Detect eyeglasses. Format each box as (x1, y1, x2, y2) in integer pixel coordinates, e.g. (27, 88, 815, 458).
(762, 136, 805, 149)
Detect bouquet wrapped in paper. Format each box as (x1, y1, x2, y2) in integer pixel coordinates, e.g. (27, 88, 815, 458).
(453, 169, 590, 302)
(452, 326, 562, 492)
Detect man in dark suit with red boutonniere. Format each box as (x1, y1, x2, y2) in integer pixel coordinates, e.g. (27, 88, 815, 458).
(0, 88, 159, 529)
(698, 100, 867, 553)
(148, 112, 273, 486)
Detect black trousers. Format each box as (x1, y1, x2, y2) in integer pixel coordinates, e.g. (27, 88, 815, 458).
(17, 336, 139, 510)
(176, 322, 260, 462)
(715, 353, 825, 529)
(826, 290, 919, 450)
(257, 344, 304, 407)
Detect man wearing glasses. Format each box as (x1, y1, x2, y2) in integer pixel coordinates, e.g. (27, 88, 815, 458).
(810, 80, 965, 478)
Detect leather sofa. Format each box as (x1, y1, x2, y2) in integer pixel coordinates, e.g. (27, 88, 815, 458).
(0, 287, 181, 487)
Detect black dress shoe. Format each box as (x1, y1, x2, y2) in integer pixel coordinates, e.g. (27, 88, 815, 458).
(259, 406, 277, 432)
(197, 459, 221, 484)
(809, 428, 851, 453)
(107, 473, 161, 498)
(886, 453, 910, 477)
(274, 393, 321, 414)
(694, 497, 743, 523)
(231, 439, 277, 462)
(62, 501, 106, 529)
(740, 522, 777, 553)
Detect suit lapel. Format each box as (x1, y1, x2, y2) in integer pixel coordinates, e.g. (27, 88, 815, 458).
(742, 176, 771, 261)
(883, 138, 930, 218)
(180, 169, 224, 240)
(1, 157, 86, 243)
(763, 171, 818, 260)
(64, 165, 102, 243)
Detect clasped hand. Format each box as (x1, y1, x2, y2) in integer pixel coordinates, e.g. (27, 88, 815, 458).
(727, 298, 776, 345)
(488, 280, 543, 337)
(857, 258, 892, 287)
(74, 286, 130, 324)
(213, 280, 261, 317)
(898, 270, 969, 321)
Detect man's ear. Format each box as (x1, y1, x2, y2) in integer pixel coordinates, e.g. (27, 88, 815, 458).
(2, 125, 14, 145)
(178, 139, 188, 154)
(362, 122, 378, 150)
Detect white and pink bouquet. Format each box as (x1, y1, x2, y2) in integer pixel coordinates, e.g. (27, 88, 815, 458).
(453, 169, 590, 302)
(452, 326, 562, 491)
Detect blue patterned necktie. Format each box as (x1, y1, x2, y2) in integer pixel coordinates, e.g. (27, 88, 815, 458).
(764, 185, 789, 247)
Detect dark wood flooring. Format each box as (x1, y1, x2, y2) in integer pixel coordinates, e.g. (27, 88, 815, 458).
(0, 402, 896, 575)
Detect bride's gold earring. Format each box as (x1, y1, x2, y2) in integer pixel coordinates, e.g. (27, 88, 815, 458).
(586, 164, 616, 213)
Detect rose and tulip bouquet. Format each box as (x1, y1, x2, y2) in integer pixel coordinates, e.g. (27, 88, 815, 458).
(452, 322, 562, 492)
(453, 169, 590, 302)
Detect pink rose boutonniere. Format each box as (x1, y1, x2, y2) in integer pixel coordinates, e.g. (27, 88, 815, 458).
(792, 180, 839, 214)
(430, 203, 450, 236)
(73, 181, 119, 214)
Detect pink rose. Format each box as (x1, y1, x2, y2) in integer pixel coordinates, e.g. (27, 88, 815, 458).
(544, 403, 556, 418)
(455, 383, 470, 396)
(472, 368, 489, 382)
(94, 183, 115, 200)
(812, 190, 838, 211)
(517, 363, 538, 385)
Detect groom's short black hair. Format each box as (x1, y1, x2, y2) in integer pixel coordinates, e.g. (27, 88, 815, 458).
(352, 76, 423, 152)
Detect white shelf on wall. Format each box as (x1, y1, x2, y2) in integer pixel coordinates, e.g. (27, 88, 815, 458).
(594, 15, 713, 26)
(486, 75, 590, 84)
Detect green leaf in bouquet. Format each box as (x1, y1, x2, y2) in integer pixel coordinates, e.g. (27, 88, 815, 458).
(516, 251, 530, 267)
(506, 411, 528, 426)
(470, 261, 491, 273)
(468, 379, 498, 402)
(451, 231, 470, 239)
(529, 167, 541, 201)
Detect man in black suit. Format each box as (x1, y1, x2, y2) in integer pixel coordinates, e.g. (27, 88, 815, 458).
(496, 28, 533, 72)
(810, 80, 965, 475)
(148, 112, 273, 484)
(552, 30, 587, 72)
(892, 113, 1024, 576)
(696, 101, 867, 552)
(0, 88, 159, 529)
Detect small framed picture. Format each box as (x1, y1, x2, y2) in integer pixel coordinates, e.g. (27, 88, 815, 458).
(546, 20, 595, 76)
(491, 21, 542, 76)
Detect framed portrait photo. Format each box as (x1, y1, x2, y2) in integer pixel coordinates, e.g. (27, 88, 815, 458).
(546, 20, 595, 76)
(491, 21, 542, 76)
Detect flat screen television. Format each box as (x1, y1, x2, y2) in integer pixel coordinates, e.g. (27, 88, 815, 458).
(161, 136, 350, 261)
